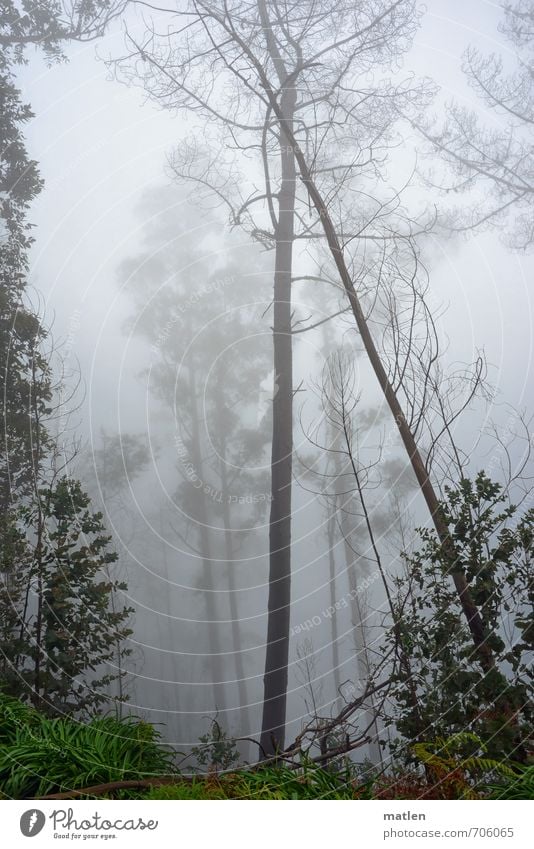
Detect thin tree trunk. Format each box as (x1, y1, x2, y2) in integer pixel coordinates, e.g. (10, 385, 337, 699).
(99, 440, 125, 717)
(326, 506, 342, 712)
(263, 100, 496, 674)
(158, 511, 189, 744)
(219, 456, 250, 739)
(260, 84, 297, 756)
(33, 561, 43, 707)
(340, 435, 426, 745)
(333, 455, 383, 765)
(186, 362, 227, 716)
(30, 355, 44, 710)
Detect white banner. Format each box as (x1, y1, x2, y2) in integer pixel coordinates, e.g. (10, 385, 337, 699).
(2, 800, 532, 848)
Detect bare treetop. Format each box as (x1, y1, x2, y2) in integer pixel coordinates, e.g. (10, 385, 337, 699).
(116, 0, 431, 248)
(419, 0, 534, 250)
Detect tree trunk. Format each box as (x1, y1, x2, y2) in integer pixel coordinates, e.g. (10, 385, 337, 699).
(30, 355, 44, 710)
(219, 456, 250, 740)
(186, 362, 227, 716)
(326, 506, 342, 713)
(263, 100, 497, 675)
(333, 445, 382, 766)
(260, 85, 297, 757)
(158, 509, 184, 739)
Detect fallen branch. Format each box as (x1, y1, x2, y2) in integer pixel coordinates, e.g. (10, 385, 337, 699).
(35, 776, 188, 800)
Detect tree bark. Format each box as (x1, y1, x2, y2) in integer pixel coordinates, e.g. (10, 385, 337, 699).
(259, 85, 297, 757)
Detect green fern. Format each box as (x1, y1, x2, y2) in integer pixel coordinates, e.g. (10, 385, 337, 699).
(412, 733, 520, 799)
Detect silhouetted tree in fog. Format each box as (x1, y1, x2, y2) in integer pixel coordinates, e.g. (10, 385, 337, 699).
(115, 0, 430, 756)
(118, 193, 273, 733)
(0, 0, 134, 714)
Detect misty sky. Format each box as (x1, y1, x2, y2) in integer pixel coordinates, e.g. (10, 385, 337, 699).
(17, 0, 531, 436)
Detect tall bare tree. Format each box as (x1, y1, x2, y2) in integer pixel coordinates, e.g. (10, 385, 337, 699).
(115, 0, 430, 754)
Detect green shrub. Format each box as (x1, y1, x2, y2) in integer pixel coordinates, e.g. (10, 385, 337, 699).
(190, 719, 239, 772)
(146, 765, 360, 800)
(412, 733, 519, 799)
(145, 780, 228, 800)
(487, 765, 534, 800)
(0, 693, 177, 798)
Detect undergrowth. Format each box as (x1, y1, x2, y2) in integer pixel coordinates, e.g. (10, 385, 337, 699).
(0, 693, 177, 798)
(0, 694, 531, 800)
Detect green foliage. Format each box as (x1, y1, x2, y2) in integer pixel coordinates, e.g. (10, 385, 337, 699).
(1, 477, 134, 716)
(0, 693, 176, 799)
(0, 1, 123, 69)
(0, 64, 51, 515)
(0, 511, 31, 679)
(0, 1, 83, 706)
(0, 1, 88, 517)
(6, 696, 528, 800)
(0, 698, 363, 800)
(412, 733, 519, 799)
(191, 719, 239, 772)
(146, 764, 360, 800)
(387, 473, 533, 761)
(487, 764, 534, 800)
(145, 780, 229, 800)
(33, 477, 134, 715)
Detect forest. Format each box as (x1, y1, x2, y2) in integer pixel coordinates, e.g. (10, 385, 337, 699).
(0, 0, 533, 802)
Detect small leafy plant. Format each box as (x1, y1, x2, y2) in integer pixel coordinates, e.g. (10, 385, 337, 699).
(191, 719, 239, 773)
